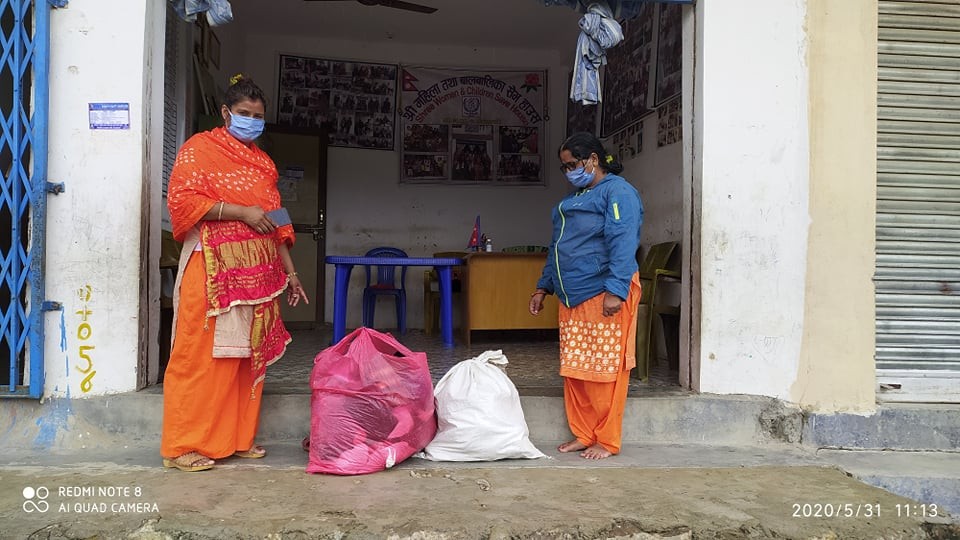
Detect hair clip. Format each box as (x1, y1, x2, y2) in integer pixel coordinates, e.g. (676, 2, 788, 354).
(230, 73, 244, 85)
(606, 154, 614, 164)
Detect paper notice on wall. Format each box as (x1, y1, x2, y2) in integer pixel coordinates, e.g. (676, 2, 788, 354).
(88, 103, 130, 130)
(279, 166, 304, 202)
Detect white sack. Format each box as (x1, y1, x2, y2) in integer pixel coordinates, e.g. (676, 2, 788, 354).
(420, 350, 545, 461)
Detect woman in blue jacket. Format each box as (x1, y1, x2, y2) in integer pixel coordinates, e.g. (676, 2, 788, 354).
(530, 132, 643, 459)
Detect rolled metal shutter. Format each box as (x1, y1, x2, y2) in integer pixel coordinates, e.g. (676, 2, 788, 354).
(876, 1, 960, 380)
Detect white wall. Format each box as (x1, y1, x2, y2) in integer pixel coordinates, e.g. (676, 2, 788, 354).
(694, 0, 810, 400)
(240, 34, 574, 329)
(40, 0, 157, 396)
(611, 120, 683, 250)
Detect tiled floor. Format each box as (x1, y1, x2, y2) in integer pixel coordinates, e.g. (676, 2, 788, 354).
(264, 326, 685, 396)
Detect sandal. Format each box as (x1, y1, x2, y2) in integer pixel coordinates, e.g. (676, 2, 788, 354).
(233, 445, 267, 459)
(162, 452, 215, 472)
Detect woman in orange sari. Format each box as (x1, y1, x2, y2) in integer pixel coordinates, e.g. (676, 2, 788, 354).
(161, 75, 308, 472)
(530, 132, 643, 460)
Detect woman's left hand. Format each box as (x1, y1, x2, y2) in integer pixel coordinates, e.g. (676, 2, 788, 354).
(601, 292, 623, 317)
(287, 275, 310, 307)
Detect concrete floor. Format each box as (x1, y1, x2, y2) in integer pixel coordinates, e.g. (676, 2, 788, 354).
(6, 330, 960, 537)
(4, 445, 958, 539)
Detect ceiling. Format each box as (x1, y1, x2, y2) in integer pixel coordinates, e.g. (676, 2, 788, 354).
(228, 0, 582, 52)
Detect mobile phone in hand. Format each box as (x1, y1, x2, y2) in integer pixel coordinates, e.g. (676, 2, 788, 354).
(266, 207, 292, 227)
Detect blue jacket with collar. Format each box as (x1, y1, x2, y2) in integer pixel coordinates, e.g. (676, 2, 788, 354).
(536, 174, 643, 308)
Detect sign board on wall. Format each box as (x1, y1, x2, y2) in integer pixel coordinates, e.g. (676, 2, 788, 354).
(398, 66, 547, 185)
(88, 103, 130, 130)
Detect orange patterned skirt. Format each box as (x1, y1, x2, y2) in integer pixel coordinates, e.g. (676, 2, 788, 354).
(558, 273, 641, 383)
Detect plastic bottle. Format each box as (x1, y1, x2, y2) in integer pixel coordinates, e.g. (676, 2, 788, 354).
(485, 238, 493, 252)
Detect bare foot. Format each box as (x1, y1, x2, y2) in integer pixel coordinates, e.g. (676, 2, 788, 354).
(558, 440, 588, 453)
(580, 444, 613, 460)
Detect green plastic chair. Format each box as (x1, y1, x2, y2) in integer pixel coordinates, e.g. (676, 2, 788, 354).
(502, 245, 548, 253)
(634, 241, 681, 381)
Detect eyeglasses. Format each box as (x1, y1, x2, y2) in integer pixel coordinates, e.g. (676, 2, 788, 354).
(559, 159, 586, 174)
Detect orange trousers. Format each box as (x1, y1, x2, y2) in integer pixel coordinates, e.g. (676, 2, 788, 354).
(161, 253, 263, 460)
(560, 275, 640, 455)
(563, 370, 632, 454)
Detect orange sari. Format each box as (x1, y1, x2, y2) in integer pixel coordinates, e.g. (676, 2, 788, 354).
(162, 127, 293, 460)
(558, 273, 641, 454)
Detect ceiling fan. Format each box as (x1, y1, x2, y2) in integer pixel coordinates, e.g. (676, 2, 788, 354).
(304, 0, 437, 14)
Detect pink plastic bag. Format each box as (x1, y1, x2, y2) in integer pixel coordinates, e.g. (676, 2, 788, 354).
(306, 327, 437, 475)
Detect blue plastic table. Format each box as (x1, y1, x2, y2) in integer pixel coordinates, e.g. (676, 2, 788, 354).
(326, 255, 465, 347)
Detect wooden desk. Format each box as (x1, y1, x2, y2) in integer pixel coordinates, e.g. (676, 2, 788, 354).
(461, 252, 559, 345)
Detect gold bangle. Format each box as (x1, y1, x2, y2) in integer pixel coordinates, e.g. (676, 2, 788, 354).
(289, 272, 298, 277)
(217, 201, 225, 221)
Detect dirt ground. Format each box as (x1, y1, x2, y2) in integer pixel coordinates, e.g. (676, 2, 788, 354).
(2, 461, 958, 539)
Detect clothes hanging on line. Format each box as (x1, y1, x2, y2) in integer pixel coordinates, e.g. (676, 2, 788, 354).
(169, 0, 234, 26)
(570, 2, 623, 105)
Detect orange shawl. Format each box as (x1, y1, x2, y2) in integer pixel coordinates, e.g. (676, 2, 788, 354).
(168, 127, 294, 246)
(167, 127, 295, 391)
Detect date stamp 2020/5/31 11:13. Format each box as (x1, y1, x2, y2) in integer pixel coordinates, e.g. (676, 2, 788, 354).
(791, 502, 940, 519)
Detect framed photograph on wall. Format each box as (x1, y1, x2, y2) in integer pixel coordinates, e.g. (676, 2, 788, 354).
(277, 54, 397, 150)
(397, 65, 547, 185)
(600, 3, 655, 137)
(655, 3, 683, 105)
(657, 97, 682, 147)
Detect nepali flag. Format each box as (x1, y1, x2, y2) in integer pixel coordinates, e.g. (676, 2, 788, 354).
(466, 215, 481, 251)
(401, 69, 420, 93)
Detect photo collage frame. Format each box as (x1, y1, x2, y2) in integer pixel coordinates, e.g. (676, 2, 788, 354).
(277, 54, 398, 150)
(599, 3, 684, 154)
(398, 66, 546, 185)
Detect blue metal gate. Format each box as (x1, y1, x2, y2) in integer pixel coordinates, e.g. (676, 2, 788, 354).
(1, 0, 62, 399)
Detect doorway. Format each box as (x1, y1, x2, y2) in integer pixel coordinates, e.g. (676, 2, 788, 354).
(149, 0, 694, 391)
(260, 125, 329, 329)
(152, 12, 330, 385)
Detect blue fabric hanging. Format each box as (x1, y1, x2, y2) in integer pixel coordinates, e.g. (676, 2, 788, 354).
(570, 2, 623, 105)
(170, 0, 234, 26)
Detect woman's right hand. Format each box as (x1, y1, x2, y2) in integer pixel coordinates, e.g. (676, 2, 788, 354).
(241, 205, 277, 235)
(529, 290, 548, 315)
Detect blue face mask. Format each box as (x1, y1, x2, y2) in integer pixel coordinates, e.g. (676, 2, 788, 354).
(565, 165, 595, 188)
(227, 112, 265, 143)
